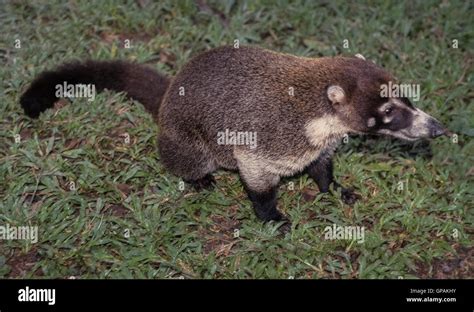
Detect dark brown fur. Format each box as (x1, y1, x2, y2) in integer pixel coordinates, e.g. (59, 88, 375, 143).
(20, 60, 169, 118)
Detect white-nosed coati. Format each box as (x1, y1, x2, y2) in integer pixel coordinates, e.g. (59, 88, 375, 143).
(20, 46, 448, 231)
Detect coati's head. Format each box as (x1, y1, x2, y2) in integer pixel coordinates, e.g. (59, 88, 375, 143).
(326, 56, 448, 141)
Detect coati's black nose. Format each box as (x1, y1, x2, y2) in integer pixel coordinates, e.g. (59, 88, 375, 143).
(428, 119, 446, 138)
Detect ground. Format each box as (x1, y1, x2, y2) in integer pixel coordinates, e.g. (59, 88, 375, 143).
(0, 0, 472, 278)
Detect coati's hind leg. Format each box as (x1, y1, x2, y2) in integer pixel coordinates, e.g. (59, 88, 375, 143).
(306, 151, 360, 205)
(158, 133, 216, 191)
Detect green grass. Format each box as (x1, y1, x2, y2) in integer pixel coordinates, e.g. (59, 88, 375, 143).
(0, 0, 473, 279)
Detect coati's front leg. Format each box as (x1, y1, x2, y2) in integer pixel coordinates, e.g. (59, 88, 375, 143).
(241, 181, 282, 222)
(306, 152, 360, 205)
(238, 161, 290, 232)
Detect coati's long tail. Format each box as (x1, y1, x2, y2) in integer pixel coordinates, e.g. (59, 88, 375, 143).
(20, 60, 170, 118)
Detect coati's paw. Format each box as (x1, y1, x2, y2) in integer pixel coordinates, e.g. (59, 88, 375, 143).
(185, 174, 216, 191)
(264, 211, 291, 234)
(277, 218, 292, 235)
(340, 188, 360, 205)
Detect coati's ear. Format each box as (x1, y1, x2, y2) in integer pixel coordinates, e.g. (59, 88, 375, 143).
(354, 53, 366, 60)
(327, 85, 346, 105)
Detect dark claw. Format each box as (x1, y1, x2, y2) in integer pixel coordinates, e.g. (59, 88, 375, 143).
(277, 217, 292, 235)
(264, 210, 291, 235)
(340, 187, 360, 205)
(185, 174, 216, 191)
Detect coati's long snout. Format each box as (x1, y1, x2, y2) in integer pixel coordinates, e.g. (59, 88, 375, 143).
(395, 108, 448, 140)
(362, 97, 450, 142)
(20, 60, 170, 118)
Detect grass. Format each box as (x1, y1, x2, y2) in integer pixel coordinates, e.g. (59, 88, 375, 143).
(0, 0, 472, 279)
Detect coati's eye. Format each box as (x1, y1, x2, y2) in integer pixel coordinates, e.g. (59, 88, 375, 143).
(384, 106, 393, 115)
